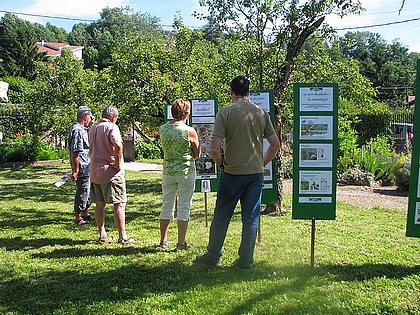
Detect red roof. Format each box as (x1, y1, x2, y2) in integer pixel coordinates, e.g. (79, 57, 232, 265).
(36, 41, 84, 58)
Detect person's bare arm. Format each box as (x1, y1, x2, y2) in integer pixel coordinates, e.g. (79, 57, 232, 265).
(263, 133, 280, 167)
(189, 128, 201, 159)
(113, 140, 124, 171)
(210, 137, 223, 167)
(70, 151, 79, 179)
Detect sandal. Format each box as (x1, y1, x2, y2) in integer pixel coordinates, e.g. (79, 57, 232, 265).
(159, 240, 171, 249)
(118, 237, 138, 244)
(98, 235, 114, 243)
(175, 242, 192, 252)
(83, 214, 95, 222)
(75, 219, 89, 226)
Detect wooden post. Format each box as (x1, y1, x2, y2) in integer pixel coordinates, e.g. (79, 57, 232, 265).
(311, 219, 315, 267)
(204, 192, 208, 227)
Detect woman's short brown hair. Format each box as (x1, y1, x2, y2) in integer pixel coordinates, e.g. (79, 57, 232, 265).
(171, 98, 191, 120)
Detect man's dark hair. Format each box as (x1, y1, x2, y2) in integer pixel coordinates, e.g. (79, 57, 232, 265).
(230, 76, 250, 96)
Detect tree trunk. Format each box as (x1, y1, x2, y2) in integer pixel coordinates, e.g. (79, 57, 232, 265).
(261, 63, 292, 216)
(261, 17, 325, 216)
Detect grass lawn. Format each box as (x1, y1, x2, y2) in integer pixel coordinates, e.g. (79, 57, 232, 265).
(0, 163, 419, 315)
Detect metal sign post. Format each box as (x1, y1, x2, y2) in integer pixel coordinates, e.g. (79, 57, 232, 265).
(311, 219, 315, 268)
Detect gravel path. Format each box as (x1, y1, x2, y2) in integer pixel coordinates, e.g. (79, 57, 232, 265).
(283, 179, 409, 211)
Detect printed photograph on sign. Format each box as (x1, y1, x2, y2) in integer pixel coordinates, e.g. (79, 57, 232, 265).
(199, 140, 212, 158)
(263, 162, 273, 181)
(299, 171, 332, 194)
(417, 171, 420, 198)
(299, 144, 333, 167)
(195, 157, 217, 179)
(300, 116, 333, 140)
(263, 138, 273, 180)
(299, 87, 333, 112)
(194, 124, 213, 158)
(414, 202, 420, 224)
(415, 202, 420, 224)
(201, 180, 211, 193)
(194, 124, 213, 141)
(191, 99, 215, 117)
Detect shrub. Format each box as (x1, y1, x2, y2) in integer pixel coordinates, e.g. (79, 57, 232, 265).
(283, 155, 293, 179)
(393, 154, 411, 190)
(0, 104, 28, 139)
(38, 143, 59, 161)
(357, 136, 396, 184)
(134, 139, 162, 160)
(338, 165, 375, 186)
(2, 132, 41, 162)
(338, 116, 361, 174)
(57, 147, 68, 160)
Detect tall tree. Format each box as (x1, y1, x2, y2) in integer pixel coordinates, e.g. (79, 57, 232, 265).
(45, 23, 68, 42)
(0, 13, 47, 79)
(69, 6, 164, 70)
(198, 0, 363, 214)
(26, 49, 99, 139)
(106, 22, 228, 133)
(339, 31, 416, 106)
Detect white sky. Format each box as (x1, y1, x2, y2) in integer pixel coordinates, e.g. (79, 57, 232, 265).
(1, 0, 420, 52)
(326, 0, 420, 52)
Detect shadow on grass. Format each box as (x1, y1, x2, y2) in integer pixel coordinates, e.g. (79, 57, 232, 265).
(0, 258, 314, 315)
(0, 174, 164, 230)
(126, 176, 162, 195)
(0, 237, 89, 250)
(1, 182, 74, 203)
(0, 165, 63, 181)
(0, 208, 66, 229)
(32, 243, 165, 258)
(323, 263, 420, 281)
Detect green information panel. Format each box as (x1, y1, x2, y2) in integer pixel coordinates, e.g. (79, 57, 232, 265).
(406, 60, 420, 237)
(292, 83, 338, 220)
(190, 99, 219, 193)
(249, 90, 278, 205)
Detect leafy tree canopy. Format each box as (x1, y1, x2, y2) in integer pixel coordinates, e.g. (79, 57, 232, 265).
(68, 6, 164, 70)
(338, 31, 415, 106)
(0, 13, 47, 79)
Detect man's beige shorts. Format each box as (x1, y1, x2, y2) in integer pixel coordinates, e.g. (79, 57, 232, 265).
(91, 175, 127, 204)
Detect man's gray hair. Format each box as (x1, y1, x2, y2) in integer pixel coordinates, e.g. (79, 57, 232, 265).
(102, 105, 119, 118)
(77, 106, 92, 118)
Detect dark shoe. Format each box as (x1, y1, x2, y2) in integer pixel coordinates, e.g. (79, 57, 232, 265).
(234, 259, 251, 269)
(118, 237, 138, 244)
(75, 219, 89, 226)
(159, 240, 171, 249)
(98, 235, 114, 243)
(82, 214, 95, 222)
(195, 254, 220, 267)
(175, 242, 192, 252)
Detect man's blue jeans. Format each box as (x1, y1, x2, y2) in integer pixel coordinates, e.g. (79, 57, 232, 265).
(74, 176, 91, 213)
(207, 172, 263, 266)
